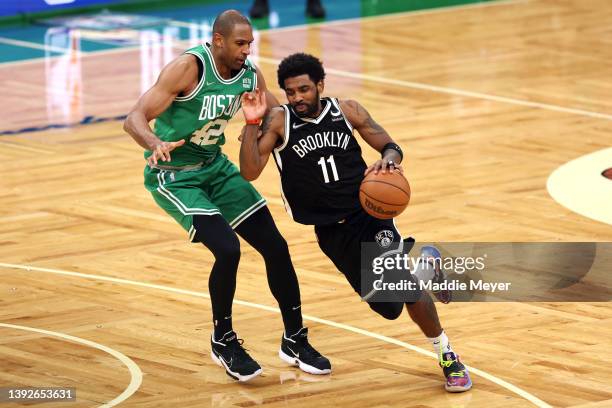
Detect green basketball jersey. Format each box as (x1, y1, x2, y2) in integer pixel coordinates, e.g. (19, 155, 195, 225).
(147, 43, 257, 166)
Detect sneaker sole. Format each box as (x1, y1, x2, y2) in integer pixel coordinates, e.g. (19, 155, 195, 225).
(445, 378, 473, 393)
(210, 350, 262, 382)
(278, 348, 331, 375)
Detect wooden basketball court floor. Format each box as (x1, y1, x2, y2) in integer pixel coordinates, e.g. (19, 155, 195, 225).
(1, 0, 611, 406)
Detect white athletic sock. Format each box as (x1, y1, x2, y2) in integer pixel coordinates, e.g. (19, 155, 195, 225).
(428, 330, 454, 357)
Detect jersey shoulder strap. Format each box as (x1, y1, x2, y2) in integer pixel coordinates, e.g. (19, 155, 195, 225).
(276, 105, 292, 150)
(243, 58, 257, 74)
(329, 97, 354, 132)
(272, 105, 292, 170)
(174, 46, 206, 102)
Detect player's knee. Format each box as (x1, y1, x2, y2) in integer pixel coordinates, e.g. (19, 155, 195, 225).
(271, 235, 290, 255)
(215, 239, 241, 264)
(369, 302, 403, 320)
(199, 234, 240, 265)
(258, 233, 290, 259)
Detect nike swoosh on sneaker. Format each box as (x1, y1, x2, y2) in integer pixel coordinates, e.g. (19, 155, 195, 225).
(287, 347, 299, 359)
(219, 355, 233, 367)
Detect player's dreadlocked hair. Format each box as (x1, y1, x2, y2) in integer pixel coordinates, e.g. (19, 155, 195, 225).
(277, 53, 326, 90)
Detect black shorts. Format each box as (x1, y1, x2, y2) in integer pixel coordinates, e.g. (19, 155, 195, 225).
(314, 209, 420, 319)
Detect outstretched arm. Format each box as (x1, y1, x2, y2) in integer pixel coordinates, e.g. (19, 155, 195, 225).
(124, 54, 197, 165)
(340, 99, 403, 175)
(240, 90, 284, 181)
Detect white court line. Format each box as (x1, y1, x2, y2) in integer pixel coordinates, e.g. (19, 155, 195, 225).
(252, 55, 612, 122)
(0, 36, 74, 54)
(0, 0, 524, 66)
(0, 262, 552, 408)
(168, 0, 528, 32)
(0, 322, 142, 408)
(1, 0, 610, 122)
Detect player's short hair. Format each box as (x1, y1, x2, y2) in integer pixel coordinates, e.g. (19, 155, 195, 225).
(213, 10, 251, 37)
(277, 53, 326, 89)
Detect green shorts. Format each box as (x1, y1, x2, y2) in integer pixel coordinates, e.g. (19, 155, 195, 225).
(144, 153, 266, 241)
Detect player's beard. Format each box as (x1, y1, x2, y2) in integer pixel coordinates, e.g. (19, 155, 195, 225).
(294, 90, 321, 118)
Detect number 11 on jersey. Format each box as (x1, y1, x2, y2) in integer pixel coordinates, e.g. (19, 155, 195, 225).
(317, 155, 340, 183)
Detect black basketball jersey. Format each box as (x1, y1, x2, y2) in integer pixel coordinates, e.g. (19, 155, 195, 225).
(272, 97, 367, 225)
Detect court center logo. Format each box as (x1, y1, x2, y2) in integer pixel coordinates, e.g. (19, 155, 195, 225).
(375, 230, 394, 248)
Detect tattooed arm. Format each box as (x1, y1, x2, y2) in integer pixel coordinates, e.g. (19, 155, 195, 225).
(340, 99, 403, 174)
(239, 107, 285, 181)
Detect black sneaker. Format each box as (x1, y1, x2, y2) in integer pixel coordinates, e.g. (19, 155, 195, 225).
(249, 0, 269, 19)
(279, 327, 331, 374)
(211, 331, 262, 382)
(306, 0, 326, 18)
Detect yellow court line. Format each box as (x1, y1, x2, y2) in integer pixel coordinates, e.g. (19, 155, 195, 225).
(0, 262, 552, 408)
(0, 323, 142, 408)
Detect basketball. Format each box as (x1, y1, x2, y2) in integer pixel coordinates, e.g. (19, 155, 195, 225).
(359, 170, 411, 219)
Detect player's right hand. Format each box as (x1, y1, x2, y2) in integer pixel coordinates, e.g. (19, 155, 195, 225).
(365, 159, 403, 176)
(147, 140, 185, 166)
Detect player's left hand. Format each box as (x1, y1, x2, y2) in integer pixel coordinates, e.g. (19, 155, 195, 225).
(365, 159, 403, 176)
(241, 88, 267, 122)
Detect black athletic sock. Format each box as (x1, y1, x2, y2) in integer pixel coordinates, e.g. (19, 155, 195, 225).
(280, 305, 303, 336)
(235, 206, 304, 335)
(214, 315, 233, 340)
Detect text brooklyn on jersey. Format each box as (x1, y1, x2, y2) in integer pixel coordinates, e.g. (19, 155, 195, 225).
(273, 97, 367, 225)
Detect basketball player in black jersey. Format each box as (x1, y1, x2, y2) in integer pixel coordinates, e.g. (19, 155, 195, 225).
(238, 53, 472, 392)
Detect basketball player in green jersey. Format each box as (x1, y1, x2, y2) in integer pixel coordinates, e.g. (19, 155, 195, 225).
(124, 11, 330, 382)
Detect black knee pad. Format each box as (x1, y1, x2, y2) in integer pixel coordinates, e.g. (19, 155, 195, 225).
(368, 301, 403, 320)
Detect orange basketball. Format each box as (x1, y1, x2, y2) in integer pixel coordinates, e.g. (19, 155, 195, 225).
(359, 170, 411, 219)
